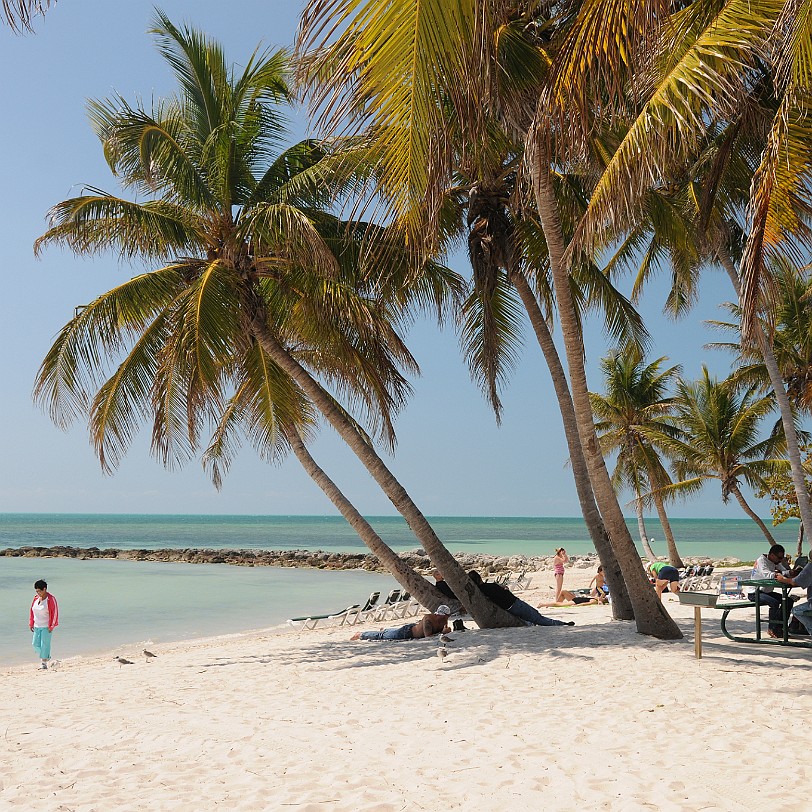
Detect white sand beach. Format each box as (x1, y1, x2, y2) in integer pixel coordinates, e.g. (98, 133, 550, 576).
(1, 566, 807, 811)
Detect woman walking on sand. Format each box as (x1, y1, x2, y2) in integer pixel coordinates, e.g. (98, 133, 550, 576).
(29, 579, 58, 670)
(553, 548, 569, 602)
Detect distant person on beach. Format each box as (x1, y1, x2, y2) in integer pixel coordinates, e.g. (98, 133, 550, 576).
(589, 566, 609, 604)
(553, 548, 569, 602)
(648, 561, 681, 600)
(775, 557, 812, 636)
(749, 544, 794, 638)
(352, 606, 452, 641)
(469, 571, 574, 627)
(29, 579, 58, 670)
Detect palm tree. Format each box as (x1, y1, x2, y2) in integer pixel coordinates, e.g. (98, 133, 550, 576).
(298, 0, 683, 638)
(2, 0, 53, 31)
(32, 13, 516, 626)
(563, 0, 812, 547)
(711, 261, 812, 414)
(591, 349, 685, 567)
(666, 367, 787, 543)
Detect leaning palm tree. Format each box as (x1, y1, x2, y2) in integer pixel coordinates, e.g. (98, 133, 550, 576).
(298, 0, 683, 638)
(665, 367, 788, 543)
(710, 260, 812, 415)
(591, 349, 685, 567)
(33, 13, 516, 626)
(564, 0, 812, 547)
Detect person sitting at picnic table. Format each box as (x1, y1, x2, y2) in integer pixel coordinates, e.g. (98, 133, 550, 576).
(351, 606, 452, 641)
(774, 558, 812, 636)
(749, 544, 794, 639)
(468, 571, 574, 627)
(648, 561, 681, 600)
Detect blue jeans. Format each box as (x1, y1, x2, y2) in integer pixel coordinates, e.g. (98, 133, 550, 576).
(359, 623, 416, 641)
(792, 599, 812, 634)
(509, 598, 567, 627)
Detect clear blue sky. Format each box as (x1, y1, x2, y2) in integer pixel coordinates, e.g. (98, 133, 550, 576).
(0, 0, 772, 519)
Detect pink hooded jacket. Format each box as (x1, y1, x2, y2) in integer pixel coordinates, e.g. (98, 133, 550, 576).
(30, 593, 59, 631)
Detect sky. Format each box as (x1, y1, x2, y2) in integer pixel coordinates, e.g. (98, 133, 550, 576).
(0, 0, 774, 519)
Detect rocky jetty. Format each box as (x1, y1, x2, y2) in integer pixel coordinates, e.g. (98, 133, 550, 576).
(0, 545, 592, 575)
(0, 545, 742, 573)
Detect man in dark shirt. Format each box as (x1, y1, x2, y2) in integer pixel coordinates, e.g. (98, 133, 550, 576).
(468, 571, 573, 627)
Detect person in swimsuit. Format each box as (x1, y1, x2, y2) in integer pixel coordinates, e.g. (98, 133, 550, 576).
(352, 606, 452, 641)
(553, 548, 569, 602)
(589, 565, 609, 604)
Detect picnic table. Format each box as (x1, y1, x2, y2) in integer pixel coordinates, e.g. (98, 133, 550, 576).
(719, 579, 812, 649)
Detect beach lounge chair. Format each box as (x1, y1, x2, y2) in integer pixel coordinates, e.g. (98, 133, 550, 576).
(342, 591, 382, 625)
(372, 589, 402, 621)
(288, 603, 361, 630)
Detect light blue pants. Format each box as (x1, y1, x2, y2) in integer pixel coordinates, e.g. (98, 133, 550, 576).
(32, 627, 52, 660)
(792, 599, 812, 634)
(509, 598, 568, 627)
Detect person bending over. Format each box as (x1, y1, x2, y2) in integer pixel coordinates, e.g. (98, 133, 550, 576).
(352, 606, 452, 641)
(648, 561, 681, 600)
(469, 571, 573, 627)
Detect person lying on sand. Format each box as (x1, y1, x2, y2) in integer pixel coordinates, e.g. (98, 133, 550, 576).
(538, 590, 600, 607)
(351, 606, 452, 641)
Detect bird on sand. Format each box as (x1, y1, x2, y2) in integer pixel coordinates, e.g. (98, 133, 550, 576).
(115, 657, 134, 665)
(437, 646, 449, 660)
(143, 649, 157, 660)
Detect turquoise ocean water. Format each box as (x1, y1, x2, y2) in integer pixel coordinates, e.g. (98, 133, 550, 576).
(0, 513, 800, 666)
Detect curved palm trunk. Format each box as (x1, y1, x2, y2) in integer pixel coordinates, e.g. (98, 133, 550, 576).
(251, 319, 522, 629)
(528, 141, 682, 638)
(644, 463, 683, 567)
(730, 484, 776, 544)
(718, 247, 812, 542)
(512, 271, 633, 618)
(283, 422, 443, 607)
(635, 494, 656, 560)
(797, 523, 804, 558)
(651, 492, 683, 568)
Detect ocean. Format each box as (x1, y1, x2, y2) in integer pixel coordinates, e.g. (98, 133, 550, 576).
(0, 513, 800, 666)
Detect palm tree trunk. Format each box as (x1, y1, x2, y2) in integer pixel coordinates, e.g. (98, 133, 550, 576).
(717, 245, 812, 543)
(644, 463, 684, 567)
(527, 140, 682, 638)
(250, 319, 522, 629)
(797, 522, 804, 558)
(283, 422, 444, 607)
(511, 270, 633, 618)
(730, 484, 776, 544)
(635, 495, 656, 560)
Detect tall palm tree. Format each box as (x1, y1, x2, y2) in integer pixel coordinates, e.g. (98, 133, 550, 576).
(298, 0, 682, 638)
(666, 368, 788, 542)
(563, 0, 812, 546)
(33, 13, 516, 626)
(591, 349, 685, 567)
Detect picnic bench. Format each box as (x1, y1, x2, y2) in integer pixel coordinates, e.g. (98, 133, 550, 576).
(680, 578, 812, 658)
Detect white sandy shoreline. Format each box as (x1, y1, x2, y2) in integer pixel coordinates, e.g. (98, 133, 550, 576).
(2, 567, 808, 810)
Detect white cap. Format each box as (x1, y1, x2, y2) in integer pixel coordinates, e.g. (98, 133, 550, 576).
(435, 604, 451, 615)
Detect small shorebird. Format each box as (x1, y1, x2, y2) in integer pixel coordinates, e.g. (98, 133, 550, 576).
(143, 649, 157, 660)
(115, 657, 134, 666)
(437, 646, 449, 661)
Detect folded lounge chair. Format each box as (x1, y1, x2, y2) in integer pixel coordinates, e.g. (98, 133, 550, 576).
(288, 592, 381, 630)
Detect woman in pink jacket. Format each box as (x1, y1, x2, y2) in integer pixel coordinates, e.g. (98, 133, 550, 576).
(29, 579, 59, 670)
